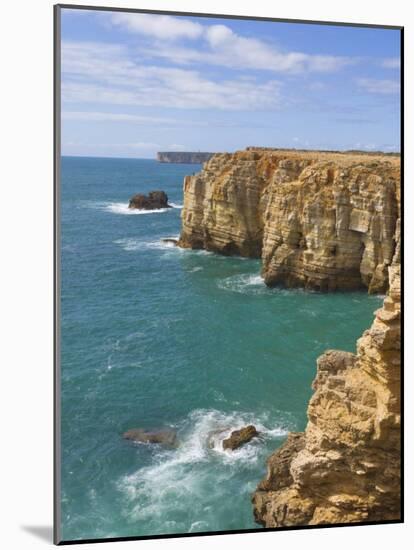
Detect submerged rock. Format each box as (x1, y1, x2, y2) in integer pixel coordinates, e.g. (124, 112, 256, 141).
(122, 428, 177, 447)
(128, 191, 171, 210)
(222, 425, 259, 450)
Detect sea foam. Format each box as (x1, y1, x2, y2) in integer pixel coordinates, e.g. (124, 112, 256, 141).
(114, 237, 179, 252)
(217, 273, 266, 295)
(82, 201, 182, 215)
(118, 408, 289, 532)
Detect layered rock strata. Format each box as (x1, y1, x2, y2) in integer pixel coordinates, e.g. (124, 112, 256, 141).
(252, 265, 401, 526)
(179, 148, 401, 524)
(179, 149, 400, 292)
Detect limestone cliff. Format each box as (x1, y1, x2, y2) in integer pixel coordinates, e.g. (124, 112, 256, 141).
(179, 149, 400, 292)
(179, 147, 401, 526)
(252, 264, 401, 526)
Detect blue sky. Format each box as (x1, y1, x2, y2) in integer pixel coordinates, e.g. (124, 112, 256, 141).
(60, 8, 401, 158)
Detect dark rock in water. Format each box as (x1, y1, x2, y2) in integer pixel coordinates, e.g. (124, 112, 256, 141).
(128, 190, 171, 210)
(162, 238, 178, 246)
(222, 425, 259, 451)
(123, 428, 177, 447)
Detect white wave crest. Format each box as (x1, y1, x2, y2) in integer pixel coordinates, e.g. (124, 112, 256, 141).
(114, 237, 179, 252)
(217, 273, 266, 294)
(107, 203, 170, 215)
(81, 201, 182, 215)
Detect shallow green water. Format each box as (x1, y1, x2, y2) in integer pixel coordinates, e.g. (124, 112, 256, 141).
(60, 156, 381, 541)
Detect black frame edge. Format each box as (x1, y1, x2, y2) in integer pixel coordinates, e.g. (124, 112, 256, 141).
(399, 25, 404, 524)
(54, 3, 62, 546)
(56, 3, 403, 30)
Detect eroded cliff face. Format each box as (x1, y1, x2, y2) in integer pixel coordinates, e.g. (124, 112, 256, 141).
(252, 265, 401, 526)
(179, 148, 401, 525)
(179, 149, 400, 292)
(179, 151, 269, 257)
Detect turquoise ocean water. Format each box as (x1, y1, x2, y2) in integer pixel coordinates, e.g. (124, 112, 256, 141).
(60, 156, 381, 541)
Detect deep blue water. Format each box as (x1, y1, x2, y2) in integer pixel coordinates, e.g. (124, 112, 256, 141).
(60, 156, 381, 541)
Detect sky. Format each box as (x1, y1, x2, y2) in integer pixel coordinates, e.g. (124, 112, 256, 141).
(60, 8, 401, 158)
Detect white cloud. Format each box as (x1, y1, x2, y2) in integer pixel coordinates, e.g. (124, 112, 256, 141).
(292, 136, 310, 146)
(203, 23, 349, 73)
(108, 14, 354, 74)
(166, 143, 188, 151)
(61, 110, 249, 129)
(139, 38, 352, 74)
(353, 142, 377, 150)
(63, 141, 161, 150)
(62, 111, 178, 124)
(61, 40, 283, 111)
(357, 78, 400, 95)
(62, 79, 282, 111)
(205, 24, 233, 47)
(61, 140, 166, 158)
(307, 81, 326, 91)
(381, 57, 400, 69)
(111, 13, 203, 40)
(352, 142, 398, 152)
(127, 142, 161, 150)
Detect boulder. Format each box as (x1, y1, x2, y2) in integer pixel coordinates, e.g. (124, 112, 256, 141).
(222, 425, 259, 451)
(122, 428, 177, 447)
(128, 190, 171, 210)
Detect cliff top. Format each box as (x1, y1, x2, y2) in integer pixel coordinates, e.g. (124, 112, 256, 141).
(158, 151, 216, 155)
(210, 147, 400, 170)
(238, 147, 400, 166)
(246, 146, 400, 157)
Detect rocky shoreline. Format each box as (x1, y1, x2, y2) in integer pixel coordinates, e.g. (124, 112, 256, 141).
(252, 265, 401, 526)
(178, 148, 401, 527)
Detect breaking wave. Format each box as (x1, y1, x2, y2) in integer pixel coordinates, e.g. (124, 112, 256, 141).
(81, 201, 182, 215)
(217, 273, 266, 295)
(118, 409, 289, 534)
(114, 237, 179, 252)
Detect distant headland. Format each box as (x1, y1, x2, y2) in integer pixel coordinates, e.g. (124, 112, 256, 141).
(157, 151, 216, 164)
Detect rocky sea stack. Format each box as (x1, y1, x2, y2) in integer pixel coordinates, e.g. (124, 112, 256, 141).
(128, 190, 171, 210)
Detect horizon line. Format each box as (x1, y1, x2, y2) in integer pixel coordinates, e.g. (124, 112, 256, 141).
(61, 147, 401, 161)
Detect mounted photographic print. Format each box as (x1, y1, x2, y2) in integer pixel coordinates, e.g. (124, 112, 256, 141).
(54, 4, 403, 544)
